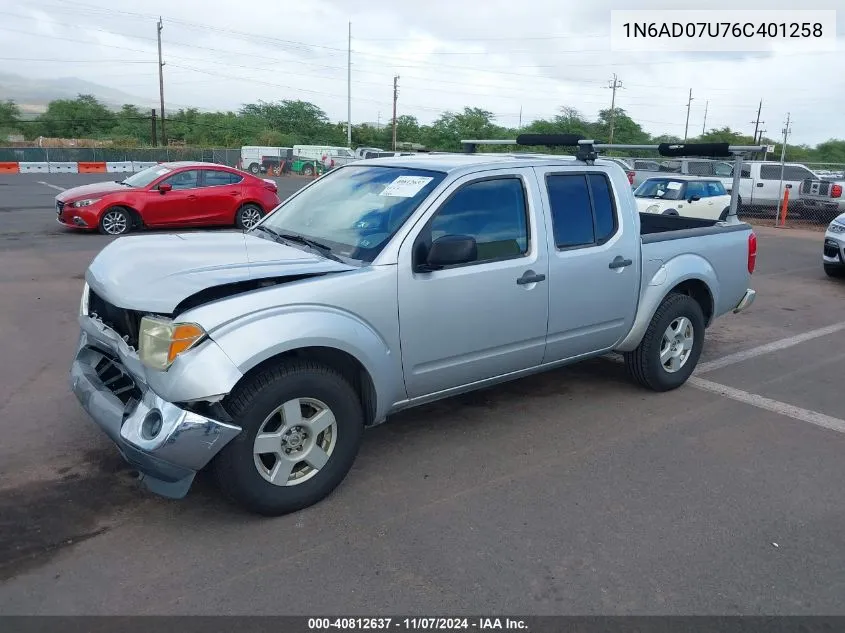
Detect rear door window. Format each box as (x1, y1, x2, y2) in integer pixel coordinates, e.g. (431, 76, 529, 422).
(546, 172, 618, 249)
(201, 170, 243, 187)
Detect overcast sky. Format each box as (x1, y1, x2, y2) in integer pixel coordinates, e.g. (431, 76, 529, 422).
(1, 0, 843, 145)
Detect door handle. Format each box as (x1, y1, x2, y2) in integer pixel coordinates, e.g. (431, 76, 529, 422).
(756, 183, 764, 187)
(516, 270, 546, 285)
(609, 256, 633, 269)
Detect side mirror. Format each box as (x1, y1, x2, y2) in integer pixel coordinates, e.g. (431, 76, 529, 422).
(688, 195, 701, 202)
(158, 183, 172, 194)
(421, 235, 477, 271)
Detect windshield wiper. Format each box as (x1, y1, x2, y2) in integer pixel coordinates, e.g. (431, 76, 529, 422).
(253, 224, 282, 240)
(276, 232, 345, 263)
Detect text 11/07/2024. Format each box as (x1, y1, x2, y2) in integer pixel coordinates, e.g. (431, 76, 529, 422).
(307, 617, 529, 631)
(610, 9, 836, 52)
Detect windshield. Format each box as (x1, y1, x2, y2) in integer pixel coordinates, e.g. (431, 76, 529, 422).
(634, 178, 686, 200)
(121, 165, 172, 188)
(257, 165, 446, 263)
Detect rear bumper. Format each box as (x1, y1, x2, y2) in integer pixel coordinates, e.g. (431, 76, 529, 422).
(71, 324, 241, 498)
(733, 288, 756, 314)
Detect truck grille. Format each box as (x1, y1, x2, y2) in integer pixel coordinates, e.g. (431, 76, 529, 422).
(94, 354, 142, 405)
(88, 290, 143, 349)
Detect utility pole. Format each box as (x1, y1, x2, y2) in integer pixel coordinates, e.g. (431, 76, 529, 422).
(151, 108, 157, 146)
(392, 75, 399, 151)
(518, 105, 523, 130)
(683, 88, 693, 142)
(751, 99, 763, 144)
(701, 100, 708, 136)
(157, 17, 166, 146)
(607, 73, 622, 144)
(346, 21, 352, 147)
(776, 112, 792, 222)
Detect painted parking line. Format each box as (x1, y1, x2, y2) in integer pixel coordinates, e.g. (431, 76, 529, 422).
(606, 321, 845, 435)
(37, 181, 65, 192)
(689, 377, 845, 435)
(696, 321, 845, 374)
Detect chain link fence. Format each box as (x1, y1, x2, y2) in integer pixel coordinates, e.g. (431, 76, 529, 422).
(0, 147, 242, 166)
(616, 155, 845, 227)
(2, 146, 843, 226)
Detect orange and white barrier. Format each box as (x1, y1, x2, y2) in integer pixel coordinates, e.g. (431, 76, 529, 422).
(0, 161, 163, 174)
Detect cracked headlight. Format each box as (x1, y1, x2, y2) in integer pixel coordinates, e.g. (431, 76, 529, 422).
(139, 316, 206, 370)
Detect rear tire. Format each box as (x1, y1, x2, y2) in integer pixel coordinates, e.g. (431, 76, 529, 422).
(718, 207, 730, 221)
(98, 207, 132, 235)
(662, 209, 679, 216)
(302, 164, 314, 177)
(624, 293, 705, 392)
(824, 263, 845, 278)
(248, 163, 260, 175)
(214, 360, 364, 516)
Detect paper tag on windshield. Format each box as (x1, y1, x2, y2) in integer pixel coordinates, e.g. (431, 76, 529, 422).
(666, 182, 682, 190)
(380, 175, 433, 197)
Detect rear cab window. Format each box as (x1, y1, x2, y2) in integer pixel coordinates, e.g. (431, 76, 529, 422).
(545, 172, 618, 249)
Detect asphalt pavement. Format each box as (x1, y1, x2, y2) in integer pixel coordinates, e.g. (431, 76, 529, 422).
(1, 174, 844, 615)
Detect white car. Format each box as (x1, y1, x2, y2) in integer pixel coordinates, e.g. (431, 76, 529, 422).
(823, 212, 845, 278)
(634, 176, 733, 221)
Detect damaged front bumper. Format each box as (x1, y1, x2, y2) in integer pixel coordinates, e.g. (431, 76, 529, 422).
(70, 313, 242, 498)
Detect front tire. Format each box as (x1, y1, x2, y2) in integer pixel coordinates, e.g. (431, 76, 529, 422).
(214, 360, 365, 516)
(624, 293, 705, 392)
(98, 207, 132, 235)
(718, 207, 730, 221)
(302, 164, 314, 177)
(235, 204, 263, 230)
(824, 263, 845, 278)
(248, 163, 260, 175)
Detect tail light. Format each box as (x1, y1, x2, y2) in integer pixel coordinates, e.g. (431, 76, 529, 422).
(747, 232, 757, 275)
(832, 184, 842, 198)
(262, 179, 278, 193)
(627, 171, 635, 185)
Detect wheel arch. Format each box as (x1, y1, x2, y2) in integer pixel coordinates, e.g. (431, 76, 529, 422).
(227, 346, 379, 428)
(206, 307, 404, 427)
(615, 256, 718, 352)
(99, 204, 143, 230)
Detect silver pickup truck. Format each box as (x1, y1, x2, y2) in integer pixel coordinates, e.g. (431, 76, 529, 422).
(70, 148, 757, 515)
(800, 177, 845, 223)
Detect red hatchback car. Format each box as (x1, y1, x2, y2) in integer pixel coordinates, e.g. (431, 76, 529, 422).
(56, 161, 281, 235)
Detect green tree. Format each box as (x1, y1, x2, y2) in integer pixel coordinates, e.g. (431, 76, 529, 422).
(35, 94, 116, 138)
(240, 100, 331, 143)
(111, 104, 150, 144)
(425, 107, 505, 151)
(0, 99, 20, 131)
(594, 108, 650, 144)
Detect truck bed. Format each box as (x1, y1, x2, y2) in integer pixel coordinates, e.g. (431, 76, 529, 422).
(638, 212, 753, 321)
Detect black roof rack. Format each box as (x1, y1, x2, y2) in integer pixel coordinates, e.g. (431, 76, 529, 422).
(460, 135, 766, 163)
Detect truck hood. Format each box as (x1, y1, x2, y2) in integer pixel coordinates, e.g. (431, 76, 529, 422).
(57, 180, 133, 202)
(85, 232, 356, 313)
